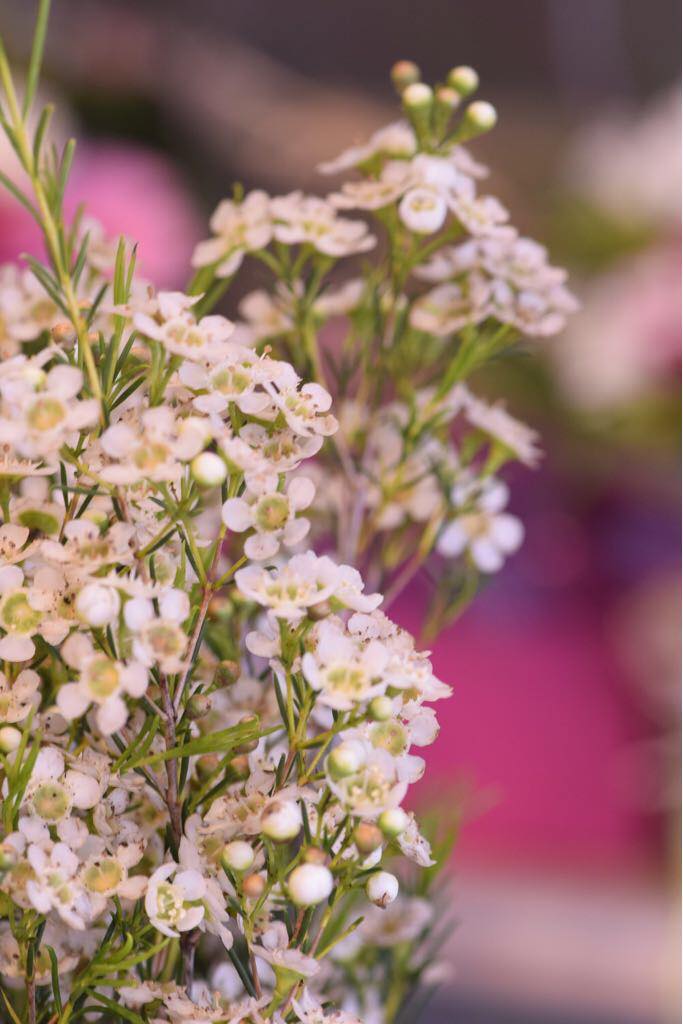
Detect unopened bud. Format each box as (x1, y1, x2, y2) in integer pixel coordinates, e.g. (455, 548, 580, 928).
(308, 600, 332, 621)
(302, 846, 327, 865)
(186, 693, 212, 720)
(353, 822, 383, 854)
(462, 100, 497, 136)
(366, 870, 399, 907)
(403, 82, 433, 110)
(327, 740, 365, 779)
(447, 65, 479, 97)
(368, 696, 393, 722)
(433, 86, 460, 138)
(402, 83, 434, 145)
(215, 659, 240, 686)
(391, 60, 421, 93)
(221, 840, 255, 874)
(51, 322, 76, 345)
(0, 726, 21, 754)
(75, 583, 120, 628)
(242, 873, 266, 899)
(196, 754, 220, 781)
(288, 863, 333, 907)
(191, 451, 228, 487)
(261, 799, 301, 842)
(378, 807, 409, 838)
(226, 754, 250, 782)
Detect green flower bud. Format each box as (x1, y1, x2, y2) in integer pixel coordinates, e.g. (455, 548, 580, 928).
(447, 65, 479, 97)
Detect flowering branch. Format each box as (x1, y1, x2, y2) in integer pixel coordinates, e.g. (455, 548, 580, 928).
(0, 11, 575, 1024)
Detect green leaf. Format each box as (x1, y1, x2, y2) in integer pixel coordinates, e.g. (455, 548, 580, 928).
(126, 719, 272, 770)
(22, 0, 51, 117)
(46, 946, 62, 1014)
(0, 168, 40, 223)
(89, 993, 147, 1023)
(32, 102, 54, 164)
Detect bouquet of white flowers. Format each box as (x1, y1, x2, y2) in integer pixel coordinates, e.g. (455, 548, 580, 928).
(0, 6, 575, 1023)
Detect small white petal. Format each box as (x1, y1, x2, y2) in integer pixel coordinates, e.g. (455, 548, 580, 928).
(56, 683, 91, 720)
(221, 498, 253, 532)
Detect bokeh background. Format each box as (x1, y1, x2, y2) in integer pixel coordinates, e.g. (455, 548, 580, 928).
(1, 2, 680, 1022)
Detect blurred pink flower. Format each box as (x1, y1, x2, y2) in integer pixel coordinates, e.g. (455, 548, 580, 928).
(0, 141, 202, 287)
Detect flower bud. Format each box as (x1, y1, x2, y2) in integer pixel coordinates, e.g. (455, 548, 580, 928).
(76, 583, 120, 628)
(221, 840, 255, 874)
(227, 754, 250, 782)
(186, 693, 212, 720)
(0, 726, 21, 753)
(308, 599, 332, 621)
(447, 65, 479, 97)
(327, 740, 365, 779)
(242, 873, 266, 899)
(433, 86, 460, 138)
(196, 754, 219, 781)
(215, 659, 240, 686)
(368, 695, 393, 721)
(51, 321, 76, 345)
(378, 807, 409, 838)
(366, 870, 399, 907)
(302, 846, 327, 865)
(391, 60, 421, 93)
(191, 451, 228, 487)
(403, 82, 433, 109)
(261, 799, 301, 842)
(353, 822, 383, 854)
(462, 100, 497, 136)
(402, 83, 434, 145)
(287, 863, 334, 907)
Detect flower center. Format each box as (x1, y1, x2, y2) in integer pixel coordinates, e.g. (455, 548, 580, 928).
(83, 857, 123, 895)
(325, 664, 367, 697)
(155, 881, 185, 925)
(26, 397, 67, 432)
(0, 590, 41, 634)
(84, 657, 121, 701)
(211, 368, 250, 395)
(31, 780, 71, 822)
(133, 443, 170, 471)
(142, 621, 185, 660)
(255, 494, 290, 532)
(370, 720, 407, 756)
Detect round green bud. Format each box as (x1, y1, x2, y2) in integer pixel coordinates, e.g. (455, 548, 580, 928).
(366, 870, 399, 907)
(191, 451, 228, 487)
(0, 726, 21, 753)
(464, 100, 497, 134)
(402, 82, 433, 109)
(391, 60, 421, 93)
(447, 65, 479, 96)
(378, 807, 409, 838)
(186, 693, 212, 720)
(368, 695, 393, 721)
(327, 741, 365, 779)
(353, 822, 383, 854)
(221, 840, 255, 873)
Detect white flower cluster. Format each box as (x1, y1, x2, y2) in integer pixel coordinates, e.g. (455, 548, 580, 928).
(0, 35, 574, 1024)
